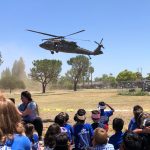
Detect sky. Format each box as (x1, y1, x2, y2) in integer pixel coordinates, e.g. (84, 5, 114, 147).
(0, 0, 150, 78)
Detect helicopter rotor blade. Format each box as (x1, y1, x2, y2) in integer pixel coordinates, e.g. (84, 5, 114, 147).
(68, 38, 91, 42)
(27, 29, 60, 38)
(65, 30, 85, 37)
(100, 38, 103, 44)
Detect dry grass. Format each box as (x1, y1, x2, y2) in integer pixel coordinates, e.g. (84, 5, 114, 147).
(4, 89, 150, 135)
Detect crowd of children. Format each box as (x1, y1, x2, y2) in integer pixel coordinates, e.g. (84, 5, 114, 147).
(0, 91, 150, 150)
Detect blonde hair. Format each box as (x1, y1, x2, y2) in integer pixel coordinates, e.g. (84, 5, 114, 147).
(93, 128, 108, 145)
(0, 93, 21, 135)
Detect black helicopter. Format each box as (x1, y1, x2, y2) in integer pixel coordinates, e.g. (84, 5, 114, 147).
(27, 29, 104, 58)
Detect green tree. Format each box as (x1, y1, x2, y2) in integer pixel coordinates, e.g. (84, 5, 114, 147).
(0, 68, 25, 93)
(29, 59, 62, 93)
(0, 52, 3, 65)
(67, 55, 90, 91)
(116, 70, 137, 82)
(146, 73, 150, 80)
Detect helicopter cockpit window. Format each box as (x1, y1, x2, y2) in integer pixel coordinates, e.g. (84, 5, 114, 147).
(45, 41, 51, 44)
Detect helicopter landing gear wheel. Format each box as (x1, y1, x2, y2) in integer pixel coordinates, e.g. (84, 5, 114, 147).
(51, 51, 54, 54)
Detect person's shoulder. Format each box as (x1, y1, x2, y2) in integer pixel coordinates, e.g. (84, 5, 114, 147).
(105, 143, 114, 149)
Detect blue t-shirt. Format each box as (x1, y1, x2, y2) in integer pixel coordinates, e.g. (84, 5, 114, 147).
(74, 123, 94, 149)
(28, 133, 39, 150)
(128, 118, 138, 131)
(93, 143, 114, 150)
(99, 110, 113, 125)
(18, 101, 38, 121)
(64, 123, 74, 142)
(5, 134, 31, 150)
(108, 131, 124, 150)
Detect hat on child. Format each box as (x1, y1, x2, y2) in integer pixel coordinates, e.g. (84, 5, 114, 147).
(98, 101, 106, 109)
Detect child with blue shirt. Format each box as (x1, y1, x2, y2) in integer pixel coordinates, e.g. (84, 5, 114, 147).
(74, 109, 94, 150)
(98, 102, 114, 131)
(128, 105, 143, 131)
(108, 118, 124, 150)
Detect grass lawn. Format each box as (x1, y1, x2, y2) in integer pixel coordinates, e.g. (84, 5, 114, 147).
(4, 89, 150, 135)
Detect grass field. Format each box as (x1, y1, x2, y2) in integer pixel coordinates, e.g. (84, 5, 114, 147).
(4, 89, 150, 134)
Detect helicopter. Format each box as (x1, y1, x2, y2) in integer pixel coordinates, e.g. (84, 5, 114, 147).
(27, 29, 104, 59)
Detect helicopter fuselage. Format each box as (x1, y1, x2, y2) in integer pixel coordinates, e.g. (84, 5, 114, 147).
(39, 40, 103, 56)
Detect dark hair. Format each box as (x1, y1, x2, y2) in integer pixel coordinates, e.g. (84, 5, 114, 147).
(122, 131, 142, 150)
(25, 123, 34, 136)
(77, 109, 86, 116)
(58, 112, 69, 122)
(21, 91, 32, 102)
(74, 113, 78, 122)
(91, 110, 100, 114)
(44, 123, 61, 148)
(137, 112, 150, 128)
(9, 98, 15, 104)
(55, 114, 65, 126)
(54, 133, 69, 150)
(76, 109, 86, 123)
(25, 123, 35, 143)
(133, 105, 143, 122)
(113, 118, 124, 132)
(99, 101, 105, 106)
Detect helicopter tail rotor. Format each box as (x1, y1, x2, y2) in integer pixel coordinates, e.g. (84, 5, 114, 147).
(94, 38, 104, 49)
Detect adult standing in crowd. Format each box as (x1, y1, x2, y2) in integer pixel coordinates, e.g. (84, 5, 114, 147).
(0, 93, 31, 149)
(18, 90, 43, 140)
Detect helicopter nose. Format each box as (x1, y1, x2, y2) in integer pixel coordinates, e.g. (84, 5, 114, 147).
(39, 43, 44, 48)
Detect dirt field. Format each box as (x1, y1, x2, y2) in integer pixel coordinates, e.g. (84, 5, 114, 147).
(4, 89, 150, 135)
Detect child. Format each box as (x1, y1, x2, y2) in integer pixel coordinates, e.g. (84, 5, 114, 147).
(44, 123, 61, 150)
(92, 128, 114, 150)
(58, 112, 74, 142)
(55, 114, 72, 143)
(120, 131, 142, 150)
(98, 101, 114, 131)
(128, 105, 143, 131)
(25, 123, 39, 150)
(54, 132, 70, 150)
(108, 118, 124, 150)
(74, 109, 94, 150)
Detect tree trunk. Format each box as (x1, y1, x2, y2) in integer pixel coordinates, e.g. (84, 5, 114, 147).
(91, 73, 93, 86)
(42, 83, 46, 93)
(74, 81, 77, 91)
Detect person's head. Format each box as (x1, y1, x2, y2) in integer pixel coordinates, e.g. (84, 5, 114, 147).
(91, 110, 100, 123)
(113, 118, 124, 132)
(76, 109, 86, 123)
(21, 91, 32, 104)
(16, 122, 25, 134)
(54, 133, 69, 150)
(55, 114, 65, 126)
(44, 123, 61, 148)
(92, 128, 108, 146)
(58, 112, 69, 123)
(9, 98, 15, 104)
(98, 101, 106, 110)
(120, 131, 142, 150)
(0, 94, 21, 135)
(137, 112, 150, 129)
(25, 123, 35, 136)
(133, 105, 143, 122)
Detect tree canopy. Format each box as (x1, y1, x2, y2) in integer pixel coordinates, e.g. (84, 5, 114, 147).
(30, 59, 62, 93)
(67, 55, 90, 91)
